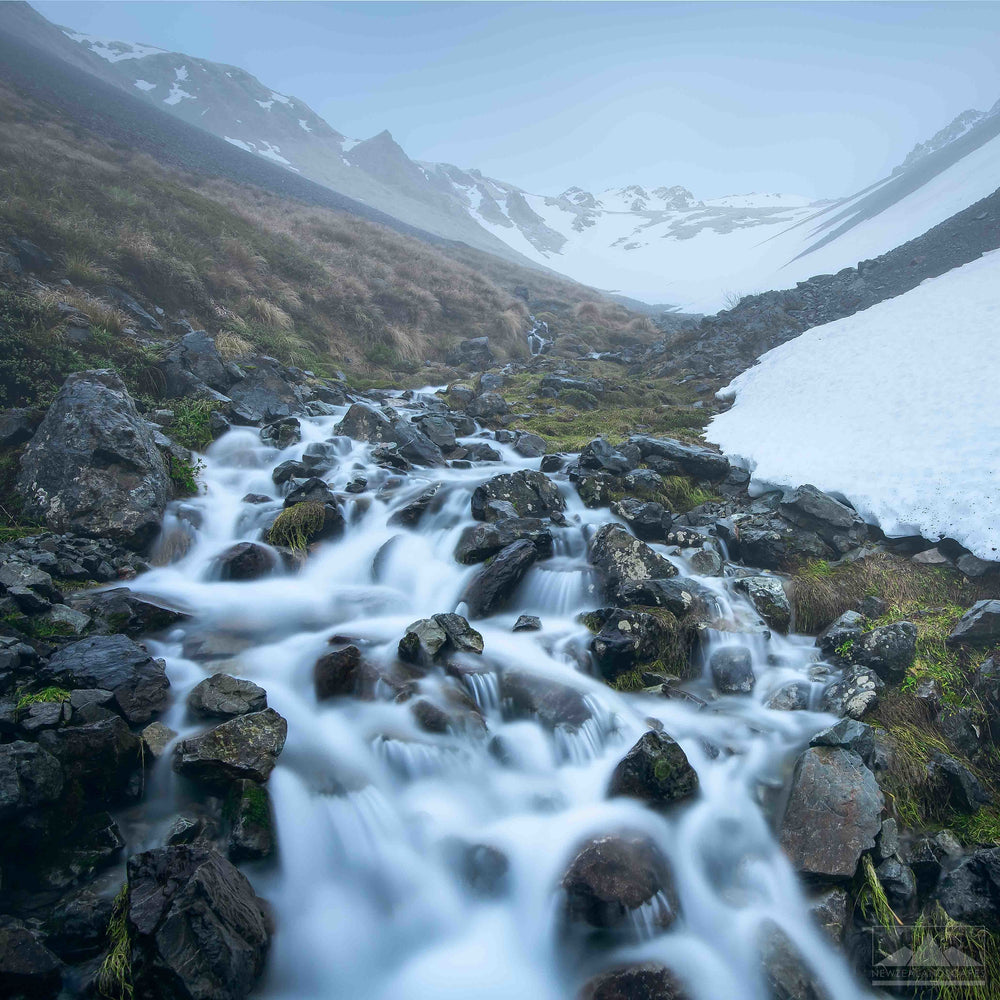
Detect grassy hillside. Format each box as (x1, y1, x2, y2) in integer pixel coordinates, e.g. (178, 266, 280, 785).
(0, 79, 656, 382)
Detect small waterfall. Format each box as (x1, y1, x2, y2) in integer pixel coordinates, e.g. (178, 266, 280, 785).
(527, 314, 552, 355)
(125, 390, 869, 1000)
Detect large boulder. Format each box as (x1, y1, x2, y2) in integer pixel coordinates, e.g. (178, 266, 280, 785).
(579, 963, 688, 1000)
(589, 609, 679, 681)
(173, 709, 287, 788)
(842, 622, 917, 683)
(579, 438, 633, 476)
(709, 644, 756, 694)
(470, 470, 565, 521)
(562, 833, 678, 932)
(38, 716, 141, 802)
(461, 539, 538, 618)
(777, 485, 868, 556)
(628, 436, 729, 481)
(735, 576, 791, 633)
(16, 371, 169, 549)
(779, 747, 883, 880)
(228, 360, 305, 424)
(589, 524, 677, 596)
(498, 670, 592, 731)
(454, 517, 553, 564)
(607, 730, 698, 807)
(66, 588, 186, 638)
(611, 499, 672, 543)
(933, 847, 1000, 931)
(42, 635, 169, 725)
(187, 674, 268, 719)
(446, 337, 493, 369)
(947, 601, 1000, 647)
(0, 741, 63, 819)
(127, 845, 270, 1000)
(0, 919, 62, 999)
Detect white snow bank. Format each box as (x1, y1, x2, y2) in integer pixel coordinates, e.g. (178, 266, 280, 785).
(707, 251, 1000, 560)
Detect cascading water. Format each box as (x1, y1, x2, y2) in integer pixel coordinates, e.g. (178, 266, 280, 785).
(527, 315, 553, 356)
(124, 389, 871, 1000)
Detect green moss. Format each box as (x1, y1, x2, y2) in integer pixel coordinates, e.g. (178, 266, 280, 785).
(97, 883, 133, 1000)
(168, 454, 203, 497)
(241, 782, 271, 826)
(951, 805, 1000, 846)
(267, 501, 326, 551)
(169, 398, 216, 452)
(15, 686, 71, 714)
(611, 668, 646, 692)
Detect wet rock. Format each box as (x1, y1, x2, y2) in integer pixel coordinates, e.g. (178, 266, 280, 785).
(607, 730, 698, 807)
(462, 540, 538, 618)
(709, 645, 756, 694)
(809, 719, 876, 766)
(462, 441, 503, 463)
(454, 517, 553, 564)
(271, 459, 307, 485)
(188, 674, 268, 719)
(466, 392, 510, 422)
(876, 818, 899, 862)
(314, 644, 363, 700)
(0, 741, 63, 818)
(390, 418, 446, 467)
(66, 588, 186, 637)
(573, 470, 616, 508)
(956, 553, 998, 578)
(215, 541, 277, 581)
(38, 716, 140, 802)
(844, 622, 917, 683)
(933, 847, 1000, 931)
(589, 523, 676, 596)
(735, 576, 791, 632)
(779, 746, 883, 880)
(398, 618, 449, 664)
(434, 613, 485, 654)
(173, 709, 288, 788)
(38, 810, 125, 891)
(927, 751, 991, 812)
(499, 670, 592, 730)
(127, 845, 270, 1000)
(629, 436, 729, 480)
(760, 922, 832, 1000)
(612, 576, 711, 617)
(44, 887, 115, 961)
(810, 888, 848, 943)
(16, 371, 169, 549)
(820, 666, 881, 719)
(877, 857, 918, 914)
(283, 477, 337, 507)
(687, 548, 724, 576)
(590, 609, 677, 681)
(947, 600, 1000, 647)
(227, 780, 275, 862)
(414, 414, 457, 452)
(387, 482, 444, 527)
(260, 416, 301, 449)
(0, 920, 62, 999)
(210, 411, 231, 439)
(778, 485, 868, 556)
(513, 614, 541, 632)
(446, 337, 493, 369)
(562, 833, 678, 931)
(579, 963, 688, 1000)
(228, 360, 305, 424)
(335, 402, 394, 443)
(937, 705, 982, 757)
(767, 682, 811, 711)
(580, 438, 632, 475)
(514, 432, 547, 458)
(43, 634, 169, 724)
(0, 561, 62, 608)
(611, 499, 672, 542)
(471, 470, 565, 521)
(540, 454, 564, 473)
(142, 721, 177, 759)
(816, 610, 865, 657)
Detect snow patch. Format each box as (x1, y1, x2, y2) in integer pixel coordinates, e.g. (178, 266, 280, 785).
(707, 250, 1000, 560)
(63, 29, 164, 62)
(256, 100, 274, 111)
(298, 119, 313, 133)
(257, 141, 291, 165)
(133, 79, 156, 92)
(164, 82, 195, 106)
(270, 92, 291, 105)
(224, 136, 254, 153)
(174, 65, 189, 82)
(341, 138, 361, 152)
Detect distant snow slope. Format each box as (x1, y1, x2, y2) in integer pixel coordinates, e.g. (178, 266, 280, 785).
(707, 250, 1000, 559)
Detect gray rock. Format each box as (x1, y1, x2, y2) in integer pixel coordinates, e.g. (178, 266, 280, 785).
(876, 857, 917, 913)
(313, 645, 363, 700)
(809, 719, 876, 765)
(446, 337, 493, 368)
(580, 438, 632, 475)
(779, 746, 883, 880)
(498, 670, 592, 730)
(228, 360, 304, 424)
(579, 963, 688, 1000)
(590, 609, 678, 681)
(513, 432, 547, 458)
(816, 611, 865, 657)
(127, 845, 270, 1000)
(0, 920, 62, 998)
(454, 517, 553, 564)
(628, 436, 729, 480)
(778, 484, 867, 556)
(462, 540, 538, 618)
(173, 709, 288, 788)
(416, 414, 457, 452)
(466, 392, 510, 421)
(0, 741, 63, 818)
(589, 523, 677, 596)
(735, 576, 791, 632)
(688, 548, 724, 576)
(433, 613, 485, 654)
(388, 482, 444, 528)
(513, 614, 541, 632)
(0, 407, 39, 447)
(260, 416, 301, 449)
(16, 371, 169, 549)
(933, 847, 1000, 931)
(947, 600, 1000, 647)
(612, 577, 712, 617)
(398, 617, 449, 664)
(188, 674, 268, 719)
(43, 634, 169, 724)
(215, 541, 277, 581)
(709, 645, 755, 694)
(607, 730, 698, 807)
(810, 888, 848, 943)
(927, 751, 991, 812)
(612, 499, 672, 542)
(142, 721, 178, 759)
(470, 470, 565, 521)
(845, 622, 917, 683)
(38, 716, 140, 802)
(820, 666, 881, 719)
(956, 553, 998, 578)
(760, 922, 832, 1000)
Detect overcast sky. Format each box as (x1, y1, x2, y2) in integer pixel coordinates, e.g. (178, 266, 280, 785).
(31, 1, 1000, 199)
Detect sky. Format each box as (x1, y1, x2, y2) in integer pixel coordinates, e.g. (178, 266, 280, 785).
(30, 1, 1000, 199)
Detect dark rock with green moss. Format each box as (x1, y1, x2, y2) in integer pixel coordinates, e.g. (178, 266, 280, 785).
(127, 844, 271, 1000)
(454, 517, 553, 564)
(470, 470, 565, 521)
(735, 575, 791, 633)
(173, 708, 287, 788)
(227, 780, 275, 862)
(578, 962, 689, 1000)
(461, 540, 538, 618)
(590, 608, 682, 682)
(188, 674, 267, 720)
(589, 523, 677, 597)
(67, 588, 186, 638)
(608, 730, 698, 807)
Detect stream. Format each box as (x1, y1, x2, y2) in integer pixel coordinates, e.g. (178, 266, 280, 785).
(122, 387, 869, 1000)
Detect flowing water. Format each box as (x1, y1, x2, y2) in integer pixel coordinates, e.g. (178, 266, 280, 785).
(124, 389, 869, 1000)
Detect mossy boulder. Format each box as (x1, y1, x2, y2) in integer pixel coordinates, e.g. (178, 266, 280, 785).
(607, 730, 698, 807)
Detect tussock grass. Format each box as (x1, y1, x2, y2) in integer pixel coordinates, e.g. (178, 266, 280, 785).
(97, 883, 133, 1000)
(267, 501, 325, 550)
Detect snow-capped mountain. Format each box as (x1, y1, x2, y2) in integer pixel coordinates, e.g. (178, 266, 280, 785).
(4, 2, 999, 312)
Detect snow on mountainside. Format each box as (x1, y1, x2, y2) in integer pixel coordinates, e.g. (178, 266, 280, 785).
(6, 2, 999, 312)
(707, 249, 1000, 560)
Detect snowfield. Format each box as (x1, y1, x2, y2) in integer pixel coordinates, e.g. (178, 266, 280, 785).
(707, 250, 1000, 560)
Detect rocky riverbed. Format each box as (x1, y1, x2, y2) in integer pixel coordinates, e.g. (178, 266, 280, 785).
(1, 327, 999, 1000)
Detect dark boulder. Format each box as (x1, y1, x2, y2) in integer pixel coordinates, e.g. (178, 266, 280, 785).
(809, 719, 876, 766)
(446, 337, 493, 368)
(607, 730, 698, 807)
(454, 517, 553, 564)
(760, 922, 832, 1000)
(260, 416, 301, 450)
(735, 576, 791, 633)
(415, 414, 457, 452)
(709, 645, 756, 694)
(214, 542, 277, 582)
(173, 709, 288, 788)
(0, 919, 62, 999)
(947, 600, 1000, 647)
(227, 780, 275, 862)
(127, 845, 270, 1000)
(580, 438, 632, 475)
(628, 436, 729, 481)
(16, 371, 169, 549)
(0, 407, 40, 448)
(390, 418, 445, 467)
(579, 963, 688, 1000)
(38, 716, 140, 802)
(387, 482, 444, 528)
(499, 670, 592, 730)
(514, 432, 547, 458)
(462, 540, 538, 618)
(779, 747, 883, 880)
(43, 634, 169, 724)
(820, 665, 881, 719)
(927, 751, 991, 812)
(434, 613, 485, 654)
(228, 361, 305, 424)
(0, 741, 63, 819)
(933, 847, 1000, 931)
(816, 611, 865, 658)
(778, 485, 868, 556)
(471, 470, 565, 521)
(611, 577, 713, 618)
(843, 622, 917, 683)
(611, 499, 672, 542)
(66, 588, 186, 637)
(398, 618, 449, 665)
(188, 674, 268, 719)
(562, 833, 678, 932)
(314, 644, 363, 700)
(590, 609, 678, 681)
(513, 614, 541, 632)
(466, 392, 510, 421)
(589, 524, 676, 596)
